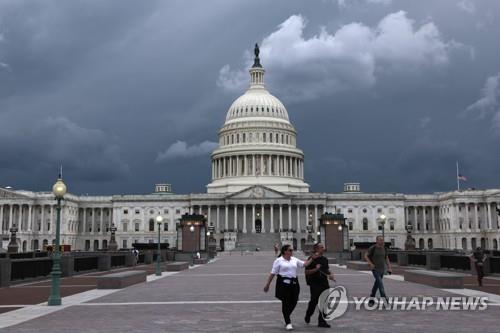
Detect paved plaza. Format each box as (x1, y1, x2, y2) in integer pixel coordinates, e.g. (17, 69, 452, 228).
(1, 253, 500, 332)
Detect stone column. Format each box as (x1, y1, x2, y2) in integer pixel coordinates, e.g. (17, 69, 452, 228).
(288, 205, 292, 230)
(261, 205, 265, 233)
(243, 205, 247, 233)
(49, 205, 54, 233)
(314, 205, 318, 232)
(305, 205, 309, 229)
(252, 205, 256, 233)
(423, 207, 426, 232)
(18, 205, 22, 230)
(41, 205, 45, 233)
(83, 209, 87, 233)
(465, 204, 469, 230)
(216, 206, 220, 233)
(296, 205, 300, 233)
(474, 204, 479, 230)
(279, 205, 283, 231)
(487, 203, 492, 229)
(208, 206, 211, 227)
(431, 207, 435, 232)
(0, 205, 3, 232)
(252, 155, 256, 175)
(413, 207, 417, 230)
(92, 208, 96, 233)
(225, 206, 229, 230)
(270, 205, 274, 233)
(27, 205, 32, 232)
(233, 205, 237, 231)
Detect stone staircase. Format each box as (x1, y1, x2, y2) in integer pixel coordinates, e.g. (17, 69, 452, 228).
(235, 232, 280, 251)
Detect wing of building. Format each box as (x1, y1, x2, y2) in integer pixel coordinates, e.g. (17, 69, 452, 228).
(1, 46, 500, 252)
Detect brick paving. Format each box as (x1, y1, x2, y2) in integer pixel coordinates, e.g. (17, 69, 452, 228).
(1, 253, 499, 332)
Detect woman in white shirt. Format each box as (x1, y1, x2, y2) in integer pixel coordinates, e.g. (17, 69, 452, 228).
(263, 244, 317, 331)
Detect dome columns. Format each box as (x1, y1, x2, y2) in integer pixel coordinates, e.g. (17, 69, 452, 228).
(211, 154, 304, 180)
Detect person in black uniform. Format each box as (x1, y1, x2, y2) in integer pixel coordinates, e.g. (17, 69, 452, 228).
(304, 242, 335, 328)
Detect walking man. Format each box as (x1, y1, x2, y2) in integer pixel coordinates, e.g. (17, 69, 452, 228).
(365, 235, 392, 305)
(305, 242, 335, 328)
(470, 247, 487, 286)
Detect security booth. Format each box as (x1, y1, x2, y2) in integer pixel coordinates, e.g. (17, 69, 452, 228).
(176, 213, 207, 253)
(318, 213, 350, 263)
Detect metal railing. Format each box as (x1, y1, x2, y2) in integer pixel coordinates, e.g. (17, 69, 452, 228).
(11, 258, 52, 280)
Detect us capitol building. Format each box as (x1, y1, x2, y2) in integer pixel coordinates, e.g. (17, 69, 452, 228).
(1, 46, 500, 253)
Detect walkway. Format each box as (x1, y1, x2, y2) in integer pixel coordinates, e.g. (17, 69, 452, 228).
(1, 253, 499, 332)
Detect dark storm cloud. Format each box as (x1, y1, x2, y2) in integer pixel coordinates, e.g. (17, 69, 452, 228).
(0, 0, 499, 195)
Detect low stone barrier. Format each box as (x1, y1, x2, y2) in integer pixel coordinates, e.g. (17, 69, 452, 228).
(96, 270, 147, 289)
(165, 262, 189, 271)
(193, 258, 208, 265)
(404, 270, 464, 289)
(346, 261, 371, 271)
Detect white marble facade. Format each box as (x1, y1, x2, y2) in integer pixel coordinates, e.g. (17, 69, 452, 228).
(1, 186, 499, 252)
(1, 49, 500, 252)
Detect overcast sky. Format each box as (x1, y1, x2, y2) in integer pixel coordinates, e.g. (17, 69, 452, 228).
(1, 0, 499, 195)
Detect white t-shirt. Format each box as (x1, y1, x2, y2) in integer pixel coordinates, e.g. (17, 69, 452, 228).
(271, 256, 305, 278)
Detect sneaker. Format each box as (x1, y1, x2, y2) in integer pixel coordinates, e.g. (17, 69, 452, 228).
(304, 315, 310, 324)
(318, 322, 331, 328)
(285, 323, 294, 330)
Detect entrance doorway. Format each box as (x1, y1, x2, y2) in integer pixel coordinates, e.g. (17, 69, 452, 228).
(255, 219, 262, 233)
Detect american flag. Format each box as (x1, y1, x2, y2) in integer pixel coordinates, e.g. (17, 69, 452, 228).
(457, 174, 467, 181)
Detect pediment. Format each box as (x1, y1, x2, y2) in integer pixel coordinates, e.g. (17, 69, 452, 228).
(227, 185, 287, 199)
(0, 188, 29, 199)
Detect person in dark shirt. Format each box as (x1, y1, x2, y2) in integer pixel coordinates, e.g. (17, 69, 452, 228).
(304, 242, 335, 328)
(470, 247, 487, 286)
(365, 235, 392, 306)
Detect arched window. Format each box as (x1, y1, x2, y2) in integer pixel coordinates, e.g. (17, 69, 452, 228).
(462, 237, 467, 250)
(263, 133, 266, 142)
(149, 219, 155, 232)
(493, 239, 498, 250)
(419, 238, 425, 249)
(276, 133, 279, 142)
(242, 133, 246, 143)
(362, 218, 368, 231)
(428, 238, 433, 249)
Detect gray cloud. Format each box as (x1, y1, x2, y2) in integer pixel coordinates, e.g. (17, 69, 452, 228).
(218, 11, 457, 103)
(156, 141, 218, 162)
(465, 72, 500, 133)
(0, 0, 499, 195)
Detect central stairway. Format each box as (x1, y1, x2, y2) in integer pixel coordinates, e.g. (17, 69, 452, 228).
(235, 232, 280, 251)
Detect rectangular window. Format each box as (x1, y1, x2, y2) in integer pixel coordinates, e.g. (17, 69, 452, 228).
(390, 222, 394, 231)
(164, 223, 168, 231)
(348, 222, 353, 231)
(135, 223, 140, 232)
(123, 209, 128, 214)
(348, 209, 353, 213)
(122, 240, 128, 249)
(389, 208, 395, 214)
(135, 210, 140, 214)
(377, 208, 382, 213)
(176, 209, 181, 215)
(164, 209, 169, 214)
(123, 223, 128, 232)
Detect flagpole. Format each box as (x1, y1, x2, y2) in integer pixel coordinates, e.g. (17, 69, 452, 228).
(456, 161, 460, 191)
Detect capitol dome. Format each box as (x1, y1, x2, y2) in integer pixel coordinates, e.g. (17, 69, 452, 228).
(207, 44, 309, 194)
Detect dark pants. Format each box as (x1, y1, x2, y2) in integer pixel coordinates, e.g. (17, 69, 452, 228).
(276, 276, 300, 325)
(306, 283, 329, 324)
(281, 291, 298, 325)
(475, 263, 485, 286)
(370, 270, 386, 298)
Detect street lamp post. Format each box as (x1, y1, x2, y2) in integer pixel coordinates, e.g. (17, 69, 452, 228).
(155, 215, 164, 276)
(48, 176, 67, 306)
(190, 225, 195, 266)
